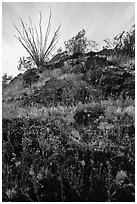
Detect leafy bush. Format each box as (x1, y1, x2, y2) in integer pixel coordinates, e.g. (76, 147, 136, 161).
(64, 29, 98, 55)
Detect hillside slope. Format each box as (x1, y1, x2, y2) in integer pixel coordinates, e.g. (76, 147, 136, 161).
(2, 49, 135, 202)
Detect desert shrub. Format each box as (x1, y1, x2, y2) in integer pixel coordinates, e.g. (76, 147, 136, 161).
(103, 25, 135, 61)
(17, 56, 36, 71)
(117, 25, 135, 57)
(2, 73, 13, 89)
(64, 29, 98, 55)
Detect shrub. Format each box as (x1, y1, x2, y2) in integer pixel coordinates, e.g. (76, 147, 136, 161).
(17, 56, 36, 71)
(64, 29, 98, 55)
(2, 73, 13, 89)
(103, 25, 135, 58)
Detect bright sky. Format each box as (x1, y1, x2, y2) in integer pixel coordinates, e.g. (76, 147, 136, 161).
(2, 2, 135, 77)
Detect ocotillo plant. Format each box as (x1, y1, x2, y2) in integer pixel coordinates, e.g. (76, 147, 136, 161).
(14, 10, 61, 69)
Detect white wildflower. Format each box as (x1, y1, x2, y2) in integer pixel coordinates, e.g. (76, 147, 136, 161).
(79, 160, 85, 166)
(37, 173, 43, 181)
(124, 106, 135, 117)
(15, 161, 21, 167)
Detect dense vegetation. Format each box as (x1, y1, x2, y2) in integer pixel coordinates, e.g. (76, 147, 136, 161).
(2, 24, 135, 201)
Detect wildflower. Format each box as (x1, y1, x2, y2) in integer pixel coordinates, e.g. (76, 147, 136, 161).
(6, 189, 12, 198)
(115, 170, 128, 185)
(79, 160, 85, 166)
(39, 139, 47, 148)
(15, 161, 21, 167)
(71, 129, 80, 139)
(75, 102, 84, 113)
(29, 166, 35, 176)
(29, 170, 35, 176)
(124, 106, 135, 117)
(115, 107, 124, 116)
(11, 157, 16, 162)
(11, 152, 16, 162)
(90, 159, 94, 166)
(98, 122, 114, 131)
(6, 188, 17, 199)
(45, 168, 48, 177)
(37, 173, 43, 181)
(63, 116, 75, 124)
(12, 153, 16, 157)
(22, 138, 28, 148)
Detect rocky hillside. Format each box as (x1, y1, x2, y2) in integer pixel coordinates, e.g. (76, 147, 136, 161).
(3, 50, 135, 105)
(2, 48, 135, 202)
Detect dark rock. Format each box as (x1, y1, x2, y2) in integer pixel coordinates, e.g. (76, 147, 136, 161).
(72, 52, 84, 59)
(23, 68, 39, 86)
(74, 103, 104, 126)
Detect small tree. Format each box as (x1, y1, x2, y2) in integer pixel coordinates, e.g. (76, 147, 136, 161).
(64, 29, 98, 55)
(14, 10, 61, 69)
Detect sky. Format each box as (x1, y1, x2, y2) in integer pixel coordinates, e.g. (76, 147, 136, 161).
(2, 2, 135, 77)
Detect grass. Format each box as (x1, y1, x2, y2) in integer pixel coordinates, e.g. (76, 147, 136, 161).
(2, 95, 135, 201)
